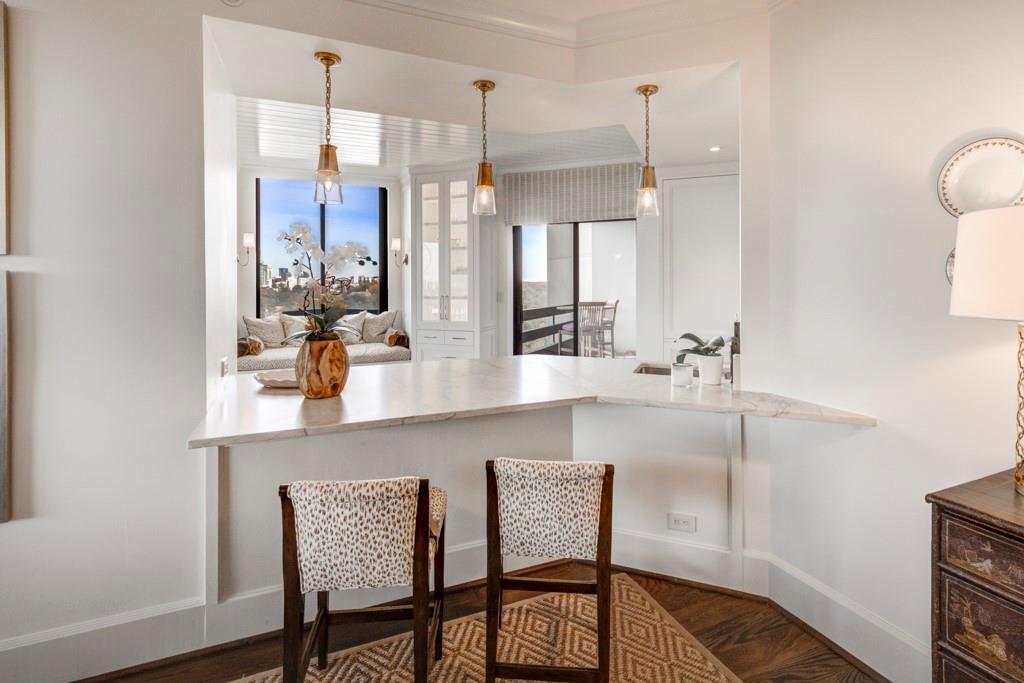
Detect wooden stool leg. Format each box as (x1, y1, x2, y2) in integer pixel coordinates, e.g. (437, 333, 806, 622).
(317, 591, 329, 669)
(282, 591, 304, 683)
(597, 567, 611, 683)
(413, 480, 431, 683)
(485, 461, 501, 683)
(434, 524, 446, 660)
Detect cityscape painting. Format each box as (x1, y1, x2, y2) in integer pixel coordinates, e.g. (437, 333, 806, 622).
(257, 178, 385, 316)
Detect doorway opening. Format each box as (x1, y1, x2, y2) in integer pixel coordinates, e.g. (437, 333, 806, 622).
(513, 221, 636, 358)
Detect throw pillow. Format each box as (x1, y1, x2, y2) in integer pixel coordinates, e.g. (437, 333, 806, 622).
(363, 310, 398, 343)
(385, 328, 410, 348)
(334, 310, 367, 345)
(236, 336, 265, 357)
(281, 314, 310, 346)
(243, 314, 286, 347)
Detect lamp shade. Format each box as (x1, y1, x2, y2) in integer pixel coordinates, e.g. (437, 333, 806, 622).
(950, 205, 1024, 321)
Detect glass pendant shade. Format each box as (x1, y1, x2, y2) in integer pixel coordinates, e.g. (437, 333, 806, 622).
(636, 164, 659, 217)
(314, 143, 342, 204)
(473, 160, 496, 216)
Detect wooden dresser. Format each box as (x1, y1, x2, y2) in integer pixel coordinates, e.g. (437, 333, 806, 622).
(928, 470, 1024, 681)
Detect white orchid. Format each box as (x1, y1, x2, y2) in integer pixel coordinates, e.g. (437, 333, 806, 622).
(323, 244, 348, 270)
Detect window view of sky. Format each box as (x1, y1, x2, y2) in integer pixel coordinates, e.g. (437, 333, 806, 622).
(521, 224, 547, 282)
(258, 178, 383, 316)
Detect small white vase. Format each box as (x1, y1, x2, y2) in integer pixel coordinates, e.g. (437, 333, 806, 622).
(697, 355, 724, 385)
(671, 363, 694, 387)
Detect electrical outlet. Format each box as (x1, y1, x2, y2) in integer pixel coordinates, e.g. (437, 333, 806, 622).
(219, 357, 229, 377)
(667, 512, 697, 533)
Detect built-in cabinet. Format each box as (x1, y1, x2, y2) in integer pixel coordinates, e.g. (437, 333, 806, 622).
(411, 172, 482, 360)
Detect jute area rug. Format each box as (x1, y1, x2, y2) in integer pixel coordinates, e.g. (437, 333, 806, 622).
(233, 573, 741, 682)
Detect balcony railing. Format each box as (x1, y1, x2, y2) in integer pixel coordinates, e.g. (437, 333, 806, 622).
(516, 305, 576, 355)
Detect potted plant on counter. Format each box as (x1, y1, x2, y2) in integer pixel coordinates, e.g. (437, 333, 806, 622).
(676, 333, 735, 386)
(278, 225, 354, 399)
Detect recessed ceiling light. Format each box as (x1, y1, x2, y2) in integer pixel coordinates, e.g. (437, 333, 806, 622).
(709, 146, 722, 152)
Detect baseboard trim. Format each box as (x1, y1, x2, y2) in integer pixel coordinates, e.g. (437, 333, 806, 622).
(0, 596, 204, 653)
(745, 549, 928, 682)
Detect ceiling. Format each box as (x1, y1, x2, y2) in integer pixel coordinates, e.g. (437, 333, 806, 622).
(209, 17, 739, 173)
(346, 0, 779, 47)
(237, 97, 641, 171)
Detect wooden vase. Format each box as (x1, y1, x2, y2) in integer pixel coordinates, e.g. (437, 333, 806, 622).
(295, 335, 349, 399)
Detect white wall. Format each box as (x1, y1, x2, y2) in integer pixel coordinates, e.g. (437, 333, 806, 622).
(765, 1, 1024, 679)
(205, 22, 239, 389)
(579, 221, 637, 354)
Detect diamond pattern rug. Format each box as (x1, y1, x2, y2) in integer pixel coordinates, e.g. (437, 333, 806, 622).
(233, 574, 740, 682)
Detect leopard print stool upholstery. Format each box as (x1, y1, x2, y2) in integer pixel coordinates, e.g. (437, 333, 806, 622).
(493, 458, 606, 560)
(286, 478, 447, 594)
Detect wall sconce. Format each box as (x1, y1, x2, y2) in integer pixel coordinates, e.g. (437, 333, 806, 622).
(391, 237, 408, 266)
(238, 232, 255, 266)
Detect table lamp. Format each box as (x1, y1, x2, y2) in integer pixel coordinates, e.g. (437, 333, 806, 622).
(950, 205, 1024, 494)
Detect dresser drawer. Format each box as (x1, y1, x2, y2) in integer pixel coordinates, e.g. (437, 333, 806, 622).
(941, 573, 1024, 679)
(938, 651, 996, 682)
(444, 331, 474, 346)
(943, 515, 1024, 599)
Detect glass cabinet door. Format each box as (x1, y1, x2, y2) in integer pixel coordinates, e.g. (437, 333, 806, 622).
(448, 180, 470, 323)
(420, 182, 441, 322)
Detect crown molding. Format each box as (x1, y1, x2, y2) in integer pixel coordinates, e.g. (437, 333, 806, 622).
(346, 0, 778, 49)
(345, 0, 577, 47)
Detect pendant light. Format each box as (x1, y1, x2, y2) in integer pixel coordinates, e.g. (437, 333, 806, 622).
(472, 79, 496, 216)
(635, 84, 660, 217)
(314, 51, 342, 204)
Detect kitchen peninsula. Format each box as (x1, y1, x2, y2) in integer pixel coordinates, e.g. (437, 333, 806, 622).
(189, 355, 874, 448)
(190, 356, 874, 647)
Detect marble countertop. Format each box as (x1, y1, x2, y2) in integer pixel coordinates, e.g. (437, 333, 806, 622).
(188, 356, 876, 449)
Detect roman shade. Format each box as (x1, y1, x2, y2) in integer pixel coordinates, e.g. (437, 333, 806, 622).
(501, 162, 640, 226)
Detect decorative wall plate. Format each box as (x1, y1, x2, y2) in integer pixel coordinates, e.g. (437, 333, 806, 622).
(255, 368, 299, 389)
(938, 137, 1024, 217)
(946, 248, 956, 284)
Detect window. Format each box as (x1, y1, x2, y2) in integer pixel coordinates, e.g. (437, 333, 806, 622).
(255, 178, 387, 317)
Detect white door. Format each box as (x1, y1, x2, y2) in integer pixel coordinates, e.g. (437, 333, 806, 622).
(662, 174, 740, 349)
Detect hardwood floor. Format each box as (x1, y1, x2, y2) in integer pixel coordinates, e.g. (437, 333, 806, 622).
(83, 561, 886, 682)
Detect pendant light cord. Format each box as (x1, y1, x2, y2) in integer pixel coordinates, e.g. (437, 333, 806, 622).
(481, 88, 488, 162)
(643, 91, 651, 165)
(324, 60, 333, 146)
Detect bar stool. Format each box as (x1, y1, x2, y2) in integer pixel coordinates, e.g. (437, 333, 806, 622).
(485, 458, 614, 683)
(278, 477, 446, 683)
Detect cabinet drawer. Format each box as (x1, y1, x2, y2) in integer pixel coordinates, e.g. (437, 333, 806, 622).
(444, 331, 474, 346)
(943, 515, 1024, 599)
(417, 330, 444, 345)
(941, 573, 1024, 679)
(938, 651, 995, 682)
(419, 346, 473, 361)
